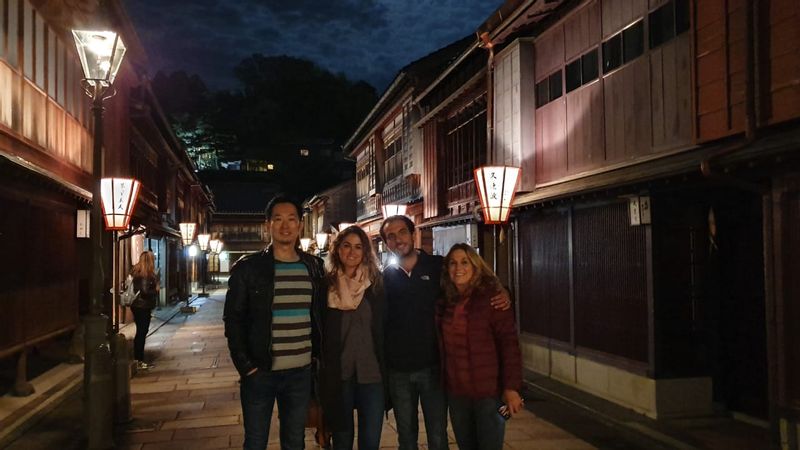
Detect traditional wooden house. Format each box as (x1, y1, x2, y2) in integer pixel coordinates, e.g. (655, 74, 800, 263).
(460, 0, 800, 442)
(343, 37, 473, 254)
(0, 0, 211, 393)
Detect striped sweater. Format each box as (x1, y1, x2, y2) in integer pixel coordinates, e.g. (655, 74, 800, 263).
(271, 261, 312, 370)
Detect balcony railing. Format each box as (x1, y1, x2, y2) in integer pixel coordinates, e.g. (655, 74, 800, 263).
(382, 174, 421, 205)
(447, 180, 477, 207)
(357, 195, 381, 221)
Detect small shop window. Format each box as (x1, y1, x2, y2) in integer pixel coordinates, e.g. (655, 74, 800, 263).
(650, 0, 690, 49)
(549, 71, 562, 101)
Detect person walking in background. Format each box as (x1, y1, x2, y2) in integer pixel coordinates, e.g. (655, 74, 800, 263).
(438, 243, 523, 450)
(379, 216, 510, 450)
(223, 195, 326, 450)
(319, 225, 388, 450)
(129, 250, 159, 370)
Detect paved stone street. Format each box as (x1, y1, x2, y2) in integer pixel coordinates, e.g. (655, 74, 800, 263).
(114, 288, 596, 450)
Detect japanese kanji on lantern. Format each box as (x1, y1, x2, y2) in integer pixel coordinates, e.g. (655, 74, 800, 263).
(473, 166, 521, 224)
(100, 177, 141, 230)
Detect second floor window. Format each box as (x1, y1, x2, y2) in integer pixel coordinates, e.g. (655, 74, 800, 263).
(445, 96, 487, 190)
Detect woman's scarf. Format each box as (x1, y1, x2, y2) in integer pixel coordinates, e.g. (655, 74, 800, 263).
(328, 266, 372, 310)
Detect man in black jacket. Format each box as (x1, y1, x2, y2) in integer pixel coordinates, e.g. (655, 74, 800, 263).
(223, 195, 326, 450)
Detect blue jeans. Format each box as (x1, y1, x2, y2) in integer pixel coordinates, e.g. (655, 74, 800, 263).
(387, 366, 448, 450)
(240, 365, 311, 450)
(332, 379, 384, 450)
(447, 395, 505, 450)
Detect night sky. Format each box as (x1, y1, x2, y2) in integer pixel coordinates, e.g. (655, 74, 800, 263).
(126, 0, 500, 93)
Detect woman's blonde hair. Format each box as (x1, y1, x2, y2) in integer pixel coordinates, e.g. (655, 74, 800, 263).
(131, 251, 157, 279)
(441, 243, 503, 304)
(325, 226, 381, 285)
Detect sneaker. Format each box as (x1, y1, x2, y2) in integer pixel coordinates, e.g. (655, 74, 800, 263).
(136, 360, 151, 370)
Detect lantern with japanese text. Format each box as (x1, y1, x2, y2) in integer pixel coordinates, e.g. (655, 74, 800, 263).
(473, 166, 520, 224)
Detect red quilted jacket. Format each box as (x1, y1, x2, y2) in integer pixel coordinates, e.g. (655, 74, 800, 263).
(436, 287, 522, 398)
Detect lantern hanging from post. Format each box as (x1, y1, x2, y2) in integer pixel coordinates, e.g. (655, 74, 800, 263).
(100, 178, 140, 230)
(473, 166, 521, 224)
(315, 233, 329, 251)
(300, 238, 311, 252)
(197, 234, 211, 251)
(382, 204, 407, 218)
(179, 223, 196, 246)
(210, 239, 223, 254)
(72, 30, 127, 87)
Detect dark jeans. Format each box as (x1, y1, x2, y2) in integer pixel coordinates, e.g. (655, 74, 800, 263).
(131, 307, 151, 361)
(332, 379, 384, 450)
(240, 365, 311, 450)
(447, 395, 505, 450)
(387, 366, 448, 450)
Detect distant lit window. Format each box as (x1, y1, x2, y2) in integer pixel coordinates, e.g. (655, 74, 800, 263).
(267, 164, 274, 170)
(299, 148, 310, 157)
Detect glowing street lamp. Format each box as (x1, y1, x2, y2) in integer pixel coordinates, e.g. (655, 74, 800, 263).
(315, 233, 329, 255)
(73, 28, 128, 448)
(197, 234, 211, 251)
(100, 178, 140, 230)
(210, 239, 223, 254)
(473, 166, 520, 224)
(72, 30, 127, 87)
(300, 238, 311, 252)
(179, 223, 196, 246)
(382, 204, 407, 218)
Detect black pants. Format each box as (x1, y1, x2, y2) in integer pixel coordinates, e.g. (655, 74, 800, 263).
(131, 307, 152, 361)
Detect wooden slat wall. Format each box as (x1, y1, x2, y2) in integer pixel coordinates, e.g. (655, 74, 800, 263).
(650, 34, 693, 151)
(573, 201, 649, 363)
(534, 0, 693, 184)
(0, 62, 92, 176)
(422, 121, 440, 219)
(601, 0, 649, 39)
(766, 0, 800, 124)
(518, 210, 571, 342)
(0, 193, 80, 353)
(695, 0, 747, 141)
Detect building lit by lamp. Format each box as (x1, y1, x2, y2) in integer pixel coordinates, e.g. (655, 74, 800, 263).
(473, 166, 521, 224)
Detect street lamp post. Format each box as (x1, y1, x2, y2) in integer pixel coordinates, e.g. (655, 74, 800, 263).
(197, 233, 210, 297)
(474, 165, 521, 273)
(209, 239, 223, 285)
(179, 223, 196, 300)
(100, 177, 140, 427)
(73, 29, 127, 450)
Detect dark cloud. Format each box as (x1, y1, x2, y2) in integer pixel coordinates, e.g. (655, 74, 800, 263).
(126, 0, 499, 92)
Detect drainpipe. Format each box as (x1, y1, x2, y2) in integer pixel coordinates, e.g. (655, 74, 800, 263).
(699, 0, 760, 192)
(480, 32, 496, 164)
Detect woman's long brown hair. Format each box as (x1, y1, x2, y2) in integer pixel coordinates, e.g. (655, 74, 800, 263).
(131, 251, 157, 279)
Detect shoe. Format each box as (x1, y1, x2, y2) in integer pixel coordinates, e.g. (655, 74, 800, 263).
(136, 360, 151, 370)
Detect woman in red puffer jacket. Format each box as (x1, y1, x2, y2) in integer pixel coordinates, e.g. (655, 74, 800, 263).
(437, 243, 523, 450)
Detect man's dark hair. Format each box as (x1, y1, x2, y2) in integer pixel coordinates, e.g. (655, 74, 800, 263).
(379, 215, 415, 242)
(265, 194, 303, 220)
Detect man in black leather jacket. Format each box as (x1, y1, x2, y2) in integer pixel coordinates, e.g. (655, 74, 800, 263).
(223, 195, 326, 450)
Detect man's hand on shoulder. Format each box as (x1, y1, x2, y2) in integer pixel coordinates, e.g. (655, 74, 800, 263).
(490, 288, 512, 311)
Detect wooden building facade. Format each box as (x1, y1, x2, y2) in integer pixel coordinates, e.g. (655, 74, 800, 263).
(464, 0, 800, 444)
(0, 0, 212, 390)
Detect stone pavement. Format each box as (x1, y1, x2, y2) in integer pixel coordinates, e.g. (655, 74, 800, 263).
(114, 288, 596, 450)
